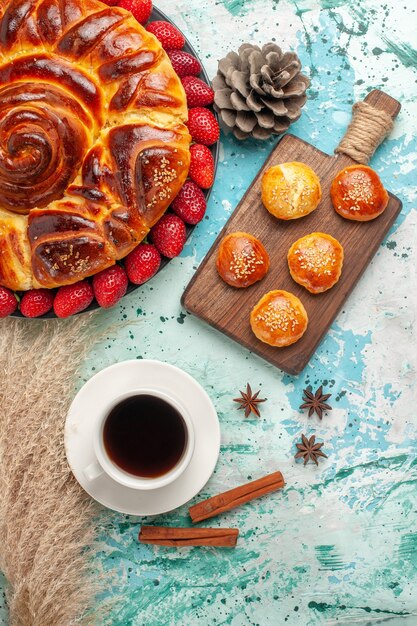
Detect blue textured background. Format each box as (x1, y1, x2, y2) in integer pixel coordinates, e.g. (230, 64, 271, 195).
(1, 0, 416, 624)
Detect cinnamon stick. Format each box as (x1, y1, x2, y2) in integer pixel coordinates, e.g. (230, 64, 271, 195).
(139, 526, 238, 547)
(189, 470, 285, 523)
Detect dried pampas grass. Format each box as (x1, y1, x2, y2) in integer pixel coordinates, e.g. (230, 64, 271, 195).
(0, 316, 102, 626)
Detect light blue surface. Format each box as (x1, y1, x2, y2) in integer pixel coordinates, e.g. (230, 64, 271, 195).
(1, 0, 417, 624)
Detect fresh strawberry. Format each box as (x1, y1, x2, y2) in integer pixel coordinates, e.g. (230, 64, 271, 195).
(150, 214, 187, 258)
(188, 143, 214, 189)
(187, 107, 219, 146)
(125, 243, 161, 285)
(171, 181, 207, 225)
(146, 21, 185, 50)
(181, 76, 214, 107)
(118, 0, 152, 25)
(20, 289, 54, 318)
(167, 50, 201, 77)
(189, 144, 215, 189)
(92, 265, 128, 309)
(53, 281, 94, 318)
(0, 286, 17, 317)
(101, 0, 118, 5)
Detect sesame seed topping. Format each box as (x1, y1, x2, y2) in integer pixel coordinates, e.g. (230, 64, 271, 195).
(269, 178, 315, 214)
(293, 239, 336, 277)
(341, 171, 374, 211)
(256, 299, 300, 334)
(229, 245, 264, 279)
(153, 156, 177, 187)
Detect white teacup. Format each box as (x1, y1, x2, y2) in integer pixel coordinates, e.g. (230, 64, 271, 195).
(83, 388, 195, 490)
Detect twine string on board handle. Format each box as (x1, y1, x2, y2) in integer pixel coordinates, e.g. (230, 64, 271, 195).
(335, 89, 400, 164)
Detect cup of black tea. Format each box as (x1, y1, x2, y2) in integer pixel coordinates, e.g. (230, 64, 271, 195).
(83, 389, 195, 490)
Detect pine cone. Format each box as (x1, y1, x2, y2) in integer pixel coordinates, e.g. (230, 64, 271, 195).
(213, 43, 310, 140)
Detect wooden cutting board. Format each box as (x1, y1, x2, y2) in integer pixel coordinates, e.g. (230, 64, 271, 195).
(182, 90, 402, 375)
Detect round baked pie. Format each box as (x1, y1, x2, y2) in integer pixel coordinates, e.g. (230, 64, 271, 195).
(287, 232, 344, 294)
(261, 162, 321, 220)
(330, 164, 388, 221)
(216, 232, 269, 288)
(250, 290, 308, 347)
(0, 1, 191, 291)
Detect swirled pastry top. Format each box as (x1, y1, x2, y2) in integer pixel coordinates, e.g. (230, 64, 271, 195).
(0, 0, 191, 290)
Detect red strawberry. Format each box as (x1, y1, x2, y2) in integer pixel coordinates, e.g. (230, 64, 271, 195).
(167, 50, 201, 77)
(92, 265, 128, 309)
(172, 181, 207, 225)
(101, 0, 118, 5)
(146, 21, 185, 50)
(53, 281, 94, 318)
(125, 243, 161, 285)
(189, 144, 215, 189)
(0, 286, 17, 317)
(20, 289, 54, 318)
(150, 214, 187, 258)
(118, 0, 152, 25)
(181, 76, 214, 107)
(187, 107, 219, 146)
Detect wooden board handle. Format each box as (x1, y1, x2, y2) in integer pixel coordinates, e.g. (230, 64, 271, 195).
(335, 89, 401, 164)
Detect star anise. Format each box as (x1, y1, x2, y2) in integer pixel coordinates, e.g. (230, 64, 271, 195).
(300, 385, 332, 419)
(233, 383, 266, 417)
(295, 434, 328, 466)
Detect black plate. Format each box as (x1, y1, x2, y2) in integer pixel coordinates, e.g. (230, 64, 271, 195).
(11, 5, 219, 318)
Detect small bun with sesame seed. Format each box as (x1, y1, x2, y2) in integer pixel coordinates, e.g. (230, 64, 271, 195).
(330, 164, 388, 221)
(287, 232, 344, 294)
(261, 162, 321, 220)
(250, 290, 308, 347)
(216, 232, 270, 288)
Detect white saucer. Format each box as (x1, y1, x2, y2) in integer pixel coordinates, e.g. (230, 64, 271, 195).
(65, 360, 220, 516)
